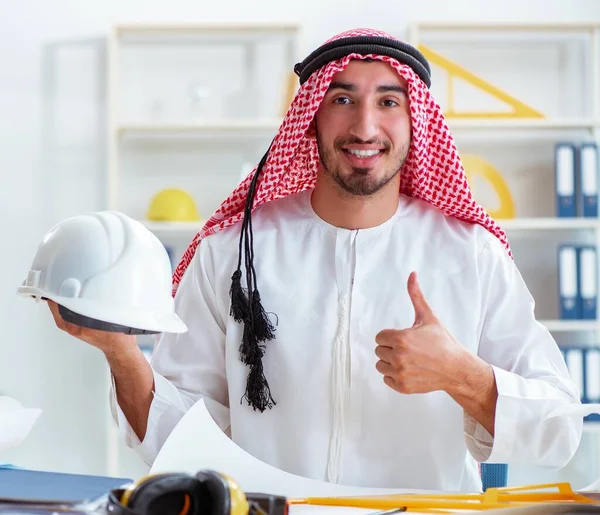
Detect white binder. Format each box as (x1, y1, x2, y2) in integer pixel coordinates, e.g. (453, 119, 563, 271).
(578, 246, 598, 319)
(558, 245, 579, 319)
(587, 349, 600, 403)
(565, 348, 585, 401)
(580, 143, 599, 217)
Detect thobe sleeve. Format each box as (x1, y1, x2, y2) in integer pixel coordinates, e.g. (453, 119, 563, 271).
(109, 237, 230, 466)
(464, 234, 583, 467)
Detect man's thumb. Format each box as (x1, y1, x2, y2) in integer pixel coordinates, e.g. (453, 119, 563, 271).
(407, 271, 435, 325)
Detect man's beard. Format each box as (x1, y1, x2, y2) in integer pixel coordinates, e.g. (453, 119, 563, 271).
(316, 134, 409, 197)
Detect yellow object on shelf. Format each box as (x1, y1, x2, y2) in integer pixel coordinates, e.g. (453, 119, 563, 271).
(146, 188, 201, 222)
(280, 71, 299, 117)
(461, 154, 516, 220)
(293, 482, 598, 513)
(417, 44, 545, 120)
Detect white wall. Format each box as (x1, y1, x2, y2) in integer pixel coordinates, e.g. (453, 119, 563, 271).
(1, 0, 600, 484)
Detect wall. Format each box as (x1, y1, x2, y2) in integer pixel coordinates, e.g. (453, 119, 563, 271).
(1, 0, 600, 483)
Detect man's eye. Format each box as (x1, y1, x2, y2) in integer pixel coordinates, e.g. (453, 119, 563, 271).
(333, 97, 351, 105)
(382, 99, 399, 107)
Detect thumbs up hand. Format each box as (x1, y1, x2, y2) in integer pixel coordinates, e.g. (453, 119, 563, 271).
(375, 271, 469, 395)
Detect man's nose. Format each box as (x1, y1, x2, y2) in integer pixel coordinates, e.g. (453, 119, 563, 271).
(348, 104, 379, 142)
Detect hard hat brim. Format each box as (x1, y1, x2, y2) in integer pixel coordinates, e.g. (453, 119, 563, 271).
(17, 286, 188, 334)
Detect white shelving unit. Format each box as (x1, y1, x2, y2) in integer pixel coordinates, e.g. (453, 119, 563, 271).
(106, 22, 300, 216)
(410, 21, 600, 488)
(104, 23, 301, 479)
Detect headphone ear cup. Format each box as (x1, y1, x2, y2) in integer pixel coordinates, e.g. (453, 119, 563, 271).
(195, 469, 250, 515)
(124, 473, 204, 515)
(194, 470, 231, 515)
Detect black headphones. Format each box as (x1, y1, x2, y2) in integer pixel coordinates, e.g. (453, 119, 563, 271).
(106, 469, 288, 515)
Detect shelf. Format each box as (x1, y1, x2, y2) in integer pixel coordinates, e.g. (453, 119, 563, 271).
(115, 118, 599, 138)
(446, 118, 600, 130)
(142, 220, 204, 236)
(143, 218, 600, 236)
(116, 119, 282, 140)
(114, 23, 301, 45)
(115, 23, 300, 35)
(498, 218, 600, 230)
(413, 21, 600, 31)
(540, 320, 600, 332)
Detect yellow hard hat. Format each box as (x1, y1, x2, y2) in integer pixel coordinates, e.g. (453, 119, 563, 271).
(146, 188, 201, 222)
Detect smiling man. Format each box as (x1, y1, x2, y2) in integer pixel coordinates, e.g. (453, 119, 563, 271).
(49, 29, 582, 492)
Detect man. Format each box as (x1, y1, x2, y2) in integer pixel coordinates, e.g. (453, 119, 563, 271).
(49, 28, 582, 492)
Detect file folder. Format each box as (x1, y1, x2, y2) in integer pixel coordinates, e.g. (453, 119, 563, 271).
(565, 347, 585, 402)
(0, 467, 131, 504)
(578, 245, 598, 319)
(586, 348, 600, 403)
(580, 142, 599, 218)
(558, 245, 580, 319)
(555, 142, 577, 217)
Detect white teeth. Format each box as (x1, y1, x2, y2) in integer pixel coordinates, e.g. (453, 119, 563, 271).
(347, 149, 381, 157)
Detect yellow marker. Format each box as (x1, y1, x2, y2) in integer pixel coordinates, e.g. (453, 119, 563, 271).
(461, 153, 515, 219)
(417, 44, 545, 119)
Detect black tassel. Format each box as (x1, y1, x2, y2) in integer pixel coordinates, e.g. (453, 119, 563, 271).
(250, 289, 276, 343)
(239, 317, 264, 366)
(231, 142, 279, 412)
(229, 269, 249, 322)
(242, 357, 276, 413)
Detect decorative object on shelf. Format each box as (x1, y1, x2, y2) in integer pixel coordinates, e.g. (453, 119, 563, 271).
(146, 188, 201, 222)
(187, 81, 211, 122)
(417, 44, 545, 119)
(280, 71, 299, 117)
(461, 153, 515, 219)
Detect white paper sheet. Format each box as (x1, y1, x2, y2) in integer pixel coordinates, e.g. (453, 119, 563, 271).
(151, 399, 432, 499)
(0, 396, 42, 452)
(544, 403, 600, 420)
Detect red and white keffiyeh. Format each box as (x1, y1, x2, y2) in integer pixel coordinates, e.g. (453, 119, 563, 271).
(172, 28, 511, 295)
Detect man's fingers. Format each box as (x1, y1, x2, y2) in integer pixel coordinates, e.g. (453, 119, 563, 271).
(407, 271, 436, 325)
(47, 301, 66, 328)
(383, 375, 397, 390)
(376, 359, 394, 376)
(47, 300, 83, 337)
(375, 344, 394, 364)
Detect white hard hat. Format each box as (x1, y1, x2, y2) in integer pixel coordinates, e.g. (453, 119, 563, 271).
(17, 211, 187, 335)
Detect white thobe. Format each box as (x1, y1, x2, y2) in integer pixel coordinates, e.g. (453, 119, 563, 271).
(111, 190, 582, 492)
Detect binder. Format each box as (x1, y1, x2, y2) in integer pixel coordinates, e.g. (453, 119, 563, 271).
(0, 467, 131, 504)
(565, 347, 585, 402)
(586, 348, 600, 403)
(577, 245, 598, 319)
(580, 142, 599, 218)
(555, 142, 577, 217)
(558, 245, 580, 319)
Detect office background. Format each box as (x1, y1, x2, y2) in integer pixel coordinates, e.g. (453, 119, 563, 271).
(2, 0, 600, 490)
